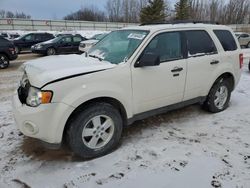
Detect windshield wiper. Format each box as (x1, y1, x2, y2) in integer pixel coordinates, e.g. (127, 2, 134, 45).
(89, 54, 103, 61)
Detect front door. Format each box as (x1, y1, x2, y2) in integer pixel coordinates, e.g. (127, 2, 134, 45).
(132, 31, 187, 114)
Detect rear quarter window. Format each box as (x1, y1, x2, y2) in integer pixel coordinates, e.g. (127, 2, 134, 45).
(185, 30, 217, 56)
(213, 30, 237, 51)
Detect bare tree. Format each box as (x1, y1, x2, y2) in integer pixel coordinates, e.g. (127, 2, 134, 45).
(106, 0, 123, 22)
(0, 9, 31, 19)
(64, 7, 106, 21)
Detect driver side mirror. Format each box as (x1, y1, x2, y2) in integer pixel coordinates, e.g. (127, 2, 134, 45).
(135, 53, 160, 68)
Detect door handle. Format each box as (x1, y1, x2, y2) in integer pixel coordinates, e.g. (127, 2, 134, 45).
(171, 67, 183, 73)
(210, 60, 219, 65)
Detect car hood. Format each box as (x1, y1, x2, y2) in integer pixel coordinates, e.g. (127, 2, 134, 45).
(40, 39, 55, 45)
(23, 54, 116, 88)
(81, 39, 98, 45)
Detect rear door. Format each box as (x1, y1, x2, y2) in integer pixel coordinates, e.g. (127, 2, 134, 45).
(183, 30, 219, 101)
(57, 36, 73, 54)
(34, 34, 44, 44)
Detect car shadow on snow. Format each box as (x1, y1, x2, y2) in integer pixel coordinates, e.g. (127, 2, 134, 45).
(18, 104, 209, 162)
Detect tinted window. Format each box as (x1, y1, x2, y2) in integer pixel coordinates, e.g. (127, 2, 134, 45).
(143, 32, 183, 62)
(61, 36, 72, 43)
(45, 34, 53, 40)
(185, 30, 217, 56)
(73, 36, 82, 42)
(24, 34, 34, 41)
(1, 33, 8, 38)
(214, 30, 237, 51)
(34, 34, 43, 41)
(241, 34, 249, 38)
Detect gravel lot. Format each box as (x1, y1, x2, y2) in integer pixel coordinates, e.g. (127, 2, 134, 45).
(0, 55, 250, 188)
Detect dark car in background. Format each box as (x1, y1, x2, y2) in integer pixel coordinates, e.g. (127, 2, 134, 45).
(13, 32, 54, 53)
(0, 36, 18, 69)
(31, 34, 87, 56)
(0, 32, 20, 40)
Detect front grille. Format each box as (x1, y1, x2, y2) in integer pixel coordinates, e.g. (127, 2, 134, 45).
(18, 81, 30, 104)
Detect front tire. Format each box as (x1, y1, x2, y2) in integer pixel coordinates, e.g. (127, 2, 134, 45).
(67, 103, 123, 159)
(46, 47, 56, 56)
(0, 54, 9, 69)
(203, 78, 231, 113)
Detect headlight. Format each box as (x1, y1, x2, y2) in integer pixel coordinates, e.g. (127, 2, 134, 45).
(36, 44, 43, 49)
(26, 87, 53, 107)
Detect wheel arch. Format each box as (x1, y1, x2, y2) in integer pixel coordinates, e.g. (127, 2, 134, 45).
(62, 97, 128, 142)
(211, 72, 235, 92)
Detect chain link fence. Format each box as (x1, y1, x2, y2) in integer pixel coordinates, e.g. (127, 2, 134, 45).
(0, 18, 137, 31)
(0, 19, 249, 33)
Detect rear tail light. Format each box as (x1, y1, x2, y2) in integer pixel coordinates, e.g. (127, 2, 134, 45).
(239, 53, 243, 69)
(9, 48, 16, 54)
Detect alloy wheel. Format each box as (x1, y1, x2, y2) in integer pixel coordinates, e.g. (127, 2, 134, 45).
(82, 115, 115, 149)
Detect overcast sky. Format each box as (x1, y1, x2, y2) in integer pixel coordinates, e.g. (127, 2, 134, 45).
(0, 0, 108, 19)
(0, 0, 176, 20)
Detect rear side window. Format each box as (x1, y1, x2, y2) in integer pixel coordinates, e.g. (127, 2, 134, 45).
(73, 36, 82, 42)
(213, 30, 237, 51)
(185, 30, 217, 56)
(34, 34, 43, 41)
(45, 34, 54, 40)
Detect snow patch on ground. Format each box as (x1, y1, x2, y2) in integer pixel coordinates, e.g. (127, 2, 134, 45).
(3, 30, 108, 39)
(0, 62, 250, 188)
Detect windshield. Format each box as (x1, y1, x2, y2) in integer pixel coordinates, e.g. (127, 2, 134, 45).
(91, 34, 106, 40)
(88, 30, 149, 64)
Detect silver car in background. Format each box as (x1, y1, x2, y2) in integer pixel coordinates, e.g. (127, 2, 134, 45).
(79, 33, 108, 53)
(235, 32, 250, 48)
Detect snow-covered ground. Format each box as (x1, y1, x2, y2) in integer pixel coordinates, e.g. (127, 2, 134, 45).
(0, 61, 250, 188)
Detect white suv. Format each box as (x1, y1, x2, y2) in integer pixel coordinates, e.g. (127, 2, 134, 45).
(13, 23, 242, 158)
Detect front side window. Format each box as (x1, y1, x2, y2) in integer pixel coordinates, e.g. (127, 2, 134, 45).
(61, 36, 72, 43)
(214, 30, 237, 51)
(88, 30, 149, 64)
(142, 32, 183, 62)
(185, 30, 217, 56)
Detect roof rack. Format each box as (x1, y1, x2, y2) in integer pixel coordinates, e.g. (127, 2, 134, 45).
(140, 20, 220, 26)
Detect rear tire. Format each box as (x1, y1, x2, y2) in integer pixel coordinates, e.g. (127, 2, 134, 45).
(67, 103, 123, 159)
(203, 78, 231, 113)
(0, 54, 9, 69)
(46, 47, 56, 56)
